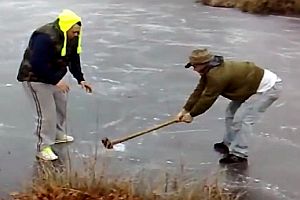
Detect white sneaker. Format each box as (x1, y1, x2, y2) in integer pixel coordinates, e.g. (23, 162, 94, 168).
(55, 135, 74, 144)
(36, 146, 58, 161)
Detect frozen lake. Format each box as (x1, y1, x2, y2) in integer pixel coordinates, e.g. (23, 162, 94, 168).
(0, 0, 299, 199)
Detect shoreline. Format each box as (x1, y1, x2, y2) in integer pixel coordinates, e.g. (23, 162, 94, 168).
(196, 0, 300, 17)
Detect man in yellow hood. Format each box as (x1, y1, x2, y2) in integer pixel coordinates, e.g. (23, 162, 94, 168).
(17, 9, 92, 161)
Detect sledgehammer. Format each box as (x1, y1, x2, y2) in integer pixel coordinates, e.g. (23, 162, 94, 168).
(101, 118, 179, 149)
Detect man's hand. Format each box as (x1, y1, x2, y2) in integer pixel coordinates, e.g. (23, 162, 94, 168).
(176, 109, 188, 121)
(80, 81, 92, 93)
(56, 80, 70, 93)
(181, 113, 193, 123)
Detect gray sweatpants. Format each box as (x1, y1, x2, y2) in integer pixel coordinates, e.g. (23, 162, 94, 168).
(223, 81, 282, 158)
(22, 82, 68, 151)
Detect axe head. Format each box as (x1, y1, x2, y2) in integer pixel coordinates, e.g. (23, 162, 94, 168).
(101, 137, 114, 149)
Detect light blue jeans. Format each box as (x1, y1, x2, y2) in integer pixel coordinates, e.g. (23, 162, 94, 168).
(223, 81, 282, 158)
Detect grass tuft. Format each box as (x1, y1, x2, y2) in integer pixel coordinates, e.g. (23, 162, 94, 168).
(10, 159, 245, 200)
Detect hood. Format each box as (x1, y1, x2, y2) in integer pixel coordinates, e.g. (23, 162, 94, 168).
(57, 9, 82, 56)
(208, 55, 224, 68)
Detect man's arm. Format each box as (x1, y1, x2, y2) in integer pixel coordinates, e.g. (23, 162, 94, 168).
(68, 46, 92, 93)
(189, 78, 224, 117)
(183, 77, 206, 112)
(68, 47, 84, 84)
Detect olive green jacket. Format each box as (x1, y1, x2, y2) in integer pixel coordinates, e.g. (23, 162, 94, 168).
(183, 61, 264, 117)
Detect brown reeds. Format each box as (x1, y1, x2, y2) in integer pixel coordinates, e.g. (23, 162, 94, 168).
(197, 0, 300, 15)
(10, 158, 245, 200)
(9, 142, 246, 200)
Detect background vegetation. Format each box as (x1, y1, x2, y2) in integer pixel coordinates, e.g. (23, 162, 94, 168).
(199, 0, 300, 15)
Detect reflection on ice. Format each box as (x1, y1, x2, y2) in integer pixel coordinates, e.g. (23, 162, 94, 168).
(0, 83, 13, 87)
(102, 119, 122, 128)
(166, 160, 173, 164)
(256, 132, 300, 149)
(0, 123, 16, 129)
(280, 126, 298, 132)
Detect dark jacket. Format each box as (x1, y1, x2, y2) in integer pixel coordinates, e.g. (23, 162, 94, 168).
(17, 20, 84, 85)
(184, 61, 264, 117)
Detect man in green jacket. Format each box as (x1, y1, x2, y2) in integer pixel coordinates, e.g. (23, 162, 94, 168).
(177, 48, 282, 164)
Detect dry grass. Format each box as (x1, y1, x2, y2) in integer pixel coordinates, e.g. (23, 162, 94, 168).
(198, 0, 300, 15)
(9, 142, 246, 200)
(10, 157, 245, 200)
(236, 0, 299, 15)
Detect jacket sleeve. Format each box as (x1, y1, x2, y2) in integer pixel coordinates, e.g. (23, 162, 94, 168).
(30, 33, 66, 85)
(189, 77, 224, 117)
(68, 53, 85, 84)
(183, 77, 206, 112)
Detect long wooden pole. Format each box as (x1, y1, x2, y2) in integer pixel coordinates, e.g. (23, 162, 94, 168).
(102, 118, 178, 148)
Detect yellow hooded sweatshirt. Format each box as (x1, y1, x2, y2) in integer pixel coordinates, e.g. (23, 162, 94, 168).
(57, 9, 82, 56)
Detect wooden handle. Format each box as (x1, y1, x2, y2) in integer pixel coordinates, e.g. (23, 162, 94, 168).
(111, 118, 178, 145)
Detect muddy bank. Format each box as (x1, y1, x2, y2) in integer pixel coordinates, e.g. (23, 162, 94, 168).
(198, 0, 300, 15)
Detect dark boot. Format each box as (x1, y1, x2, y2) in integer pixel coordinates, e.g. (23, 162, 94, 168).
(214, 142, 229, 154)
(219, 154, 248, 164)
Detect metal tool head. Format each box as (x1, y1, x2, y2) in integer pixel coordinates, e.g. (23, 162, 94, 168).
(101, 137, 114, 149)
